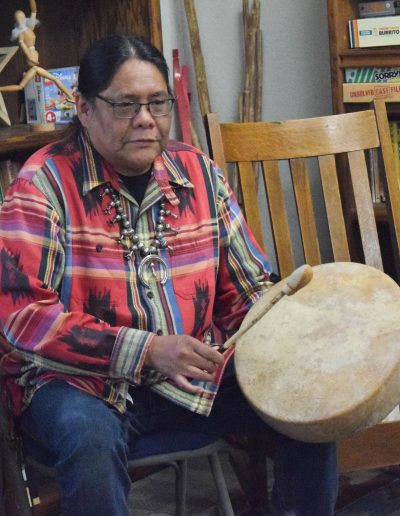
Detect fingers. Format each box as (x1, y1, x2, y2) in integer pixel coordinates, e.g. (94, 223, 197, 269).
(173, 374, 204, 395)
(193, 341, 224, 365)
(146, 334, 225, 390)
(188, 352, 219, 374)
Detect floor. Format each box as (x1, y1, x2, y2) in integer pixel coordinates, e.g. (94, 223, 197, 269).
(129, 452, 258, 516)
(128, 453, 400, 515)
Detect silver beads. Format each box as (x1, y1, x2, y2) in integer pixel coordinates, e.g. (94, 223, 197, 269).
(100, 184, 179, 262)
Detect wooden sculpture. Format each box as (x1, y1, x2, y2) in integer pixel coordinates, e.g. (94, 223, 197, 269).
(0, 1, 75, 110)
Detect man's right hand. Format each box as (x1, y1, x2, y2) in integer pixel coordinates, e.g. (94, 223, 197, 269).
(145, 334, 224, 394)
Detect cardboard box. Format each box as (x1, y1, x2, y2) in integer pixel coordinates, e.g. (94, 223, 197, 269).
(345, 67, 400, 83)
(343, 82, 400, 102)
(349, 15, 400, 47)
(24, 66, 79, 125)
(358, 1, 400, 18)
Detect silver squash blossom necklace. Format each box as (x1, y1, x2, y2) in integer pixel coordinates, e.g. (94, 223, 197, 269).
(99, 183, 179, 288)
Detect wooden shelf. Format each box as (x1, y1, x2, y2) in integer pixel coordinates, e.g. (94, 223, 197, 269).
(338, 48, 400, 68)
(0, 0, 162, 126)
(349, 203, 387, 222)
(328, 0, 399, 282)
(0, 125, 67, 157)
(328, 0, 400, 113)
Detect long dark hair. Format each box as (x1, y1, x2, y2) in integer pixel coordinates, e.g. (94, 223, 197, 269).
(79, 33, 172, 100)
(67, 34, 172, 133)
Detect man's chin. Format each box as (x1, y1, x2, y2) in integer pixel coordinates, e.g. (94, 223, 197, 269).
(119, 155, 157, 176)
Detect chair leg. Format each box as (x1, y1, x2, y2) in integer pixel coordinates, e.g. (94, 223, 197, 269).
(208, 451, 235, 516)
(175, 459, 188, 516)
(0, 454, 5, 516)
(0, 448, 32, 516)
(229, 443, 270, 514)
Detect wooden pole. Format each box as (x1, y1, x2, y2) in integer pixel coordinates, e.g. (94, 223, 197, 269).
(241, 0, 251, 122)
(255, 28, 263, 122)
(183, 0, 212, 117)
(240, 1, 263, 190)
(241, 0, 262, 123)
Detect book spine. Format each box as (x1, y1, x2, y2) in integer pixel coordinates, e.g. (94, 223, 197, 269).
(349, 15, 400, 48)
(358, 1, 400, 18)
(348, 19, 356, 48)
(0, 160, 20, 200)
(343, 82, 400, 102)
(389, 121, 400, 191)
(345, 67, 400, 83)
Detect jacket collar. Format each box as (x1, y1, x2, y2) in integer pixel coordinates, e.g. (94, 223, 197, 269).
(78, 131, 194, 208)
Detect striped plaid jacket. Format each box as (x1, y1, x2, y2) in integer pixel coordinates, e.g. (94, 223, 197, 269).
(0, 130, 272, 417)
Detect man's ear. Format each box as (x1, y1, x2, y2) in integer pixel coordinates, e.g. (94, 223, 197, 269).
(76, 93, 92, 128)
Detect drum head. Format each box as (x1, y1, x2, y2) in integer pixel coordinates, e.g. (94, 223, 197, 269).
(235, 262, 400, 442)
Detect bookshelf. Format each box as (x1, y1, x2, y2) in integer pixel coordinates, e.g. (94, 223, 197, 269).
(328, 0, 400, 114)
(327, 0, 400, 280)
(0, 125, 65, 158)
(0, 0, 162, 161)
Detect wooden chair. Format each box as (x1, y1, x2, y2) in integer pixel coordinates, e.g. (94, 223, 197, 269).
(205, 100, 400, 473)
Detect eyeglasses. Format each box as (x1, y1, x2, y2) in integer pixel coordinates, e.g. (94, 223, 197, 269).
(96, 94, 175, 119)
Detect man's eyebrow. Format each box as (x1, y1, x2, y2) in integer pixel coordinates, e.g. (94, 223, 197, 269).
(117, 91, 170, 101)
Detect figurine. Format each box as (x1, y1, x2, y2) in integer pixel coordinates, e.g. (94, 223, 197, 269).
(0, 0, 75, 103)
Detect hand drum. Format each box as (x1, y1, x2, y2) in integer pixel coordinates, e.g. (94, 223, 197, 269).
(235, 262, 400, 442)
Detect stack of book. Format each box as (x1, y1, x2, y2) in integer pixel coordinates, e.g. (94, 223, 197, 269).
(343, 66, 400, 102)
(0, 160, 20, 205)
(366, 120, 400, 204)
(389, 119, 400, 190)
(344, 2, 400, 102)
(349, 1, 400, 49)
(349, 0, 400, 48)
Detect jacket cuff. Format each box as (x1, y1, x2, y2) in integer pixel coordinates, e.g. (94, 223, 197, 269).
(110, 326, 154, 384)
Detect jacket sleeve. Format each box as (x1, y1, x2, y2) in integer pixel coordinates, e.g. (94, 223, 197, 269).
(212, 164, 273, 334)
(0, 177, 152, 384)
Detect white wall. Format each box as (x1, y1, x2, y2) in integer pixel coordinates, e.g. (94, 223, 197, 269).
(160, 0, 333, 272)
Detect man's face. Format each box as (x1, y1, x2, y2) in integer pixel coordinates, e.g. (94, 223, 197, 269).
(77, 58, 172, 176)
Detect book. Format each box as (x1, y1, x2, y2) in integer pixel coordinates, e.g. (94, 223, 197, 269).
(358, 1, 400, 18)
(0, 160, 20, 203)
(343, 82, 400, 102)
(345, 67, 400, 83)
(366, 148, 386, 203)
(367, 148, 378, 203)
(24, 66, 79, 125)
(349, 15, 400, 47)
(389, 120, 400, 188)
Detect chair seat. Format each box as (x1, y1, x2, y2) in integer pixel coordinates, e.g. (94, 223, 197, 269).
(129, 430, 222, 461)
(18, 431, 236, 516)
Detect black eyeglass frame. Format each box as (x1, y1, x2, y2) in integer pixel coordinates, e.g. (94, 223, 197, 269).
(95, 94, 175, 119)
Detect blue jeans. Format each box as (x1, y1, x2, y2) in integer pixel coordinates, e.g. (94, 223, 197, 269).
(19, 373, 338, 516)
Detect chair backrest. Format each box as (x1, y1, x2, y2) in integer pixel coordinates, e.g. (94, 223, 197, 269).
(205, 101, 400, 281)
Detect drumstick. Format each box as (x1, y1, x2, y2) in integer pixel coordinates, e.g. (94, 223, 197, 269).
(221, 264, 313, 351)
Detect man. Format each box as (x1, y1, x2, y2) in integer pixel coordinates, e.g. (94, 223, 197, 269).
(0, 34, 338, 515)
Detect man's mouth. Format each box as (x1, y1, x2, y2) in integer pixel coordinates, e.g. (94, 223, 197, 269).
(125, 138, 158, 145)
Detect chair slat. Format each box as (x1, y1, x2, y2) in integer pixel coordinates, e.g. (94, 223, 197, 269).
(290, 158, 321, 266)
(348, 150, 383, 270)
(262, 161, 295, 278)
(237, 162, 264, 249)
(319, 154, 351, 262)
(219, 110, 380, 162)
(374, 100, 400, 279)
